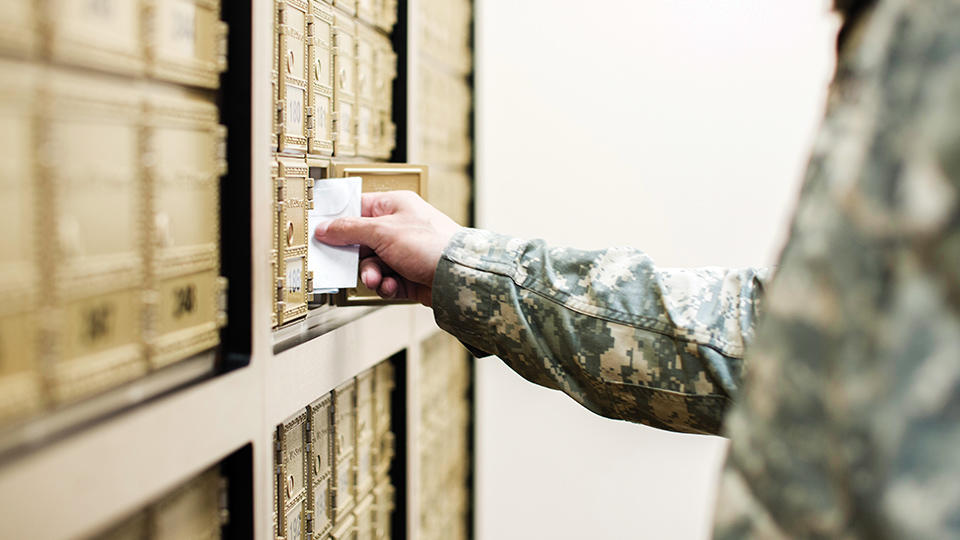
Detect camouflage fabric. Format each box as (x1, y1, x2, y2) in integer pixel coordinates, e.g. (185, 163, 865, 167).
(432, 231, 769, 435)
(432, 0, 960, 537)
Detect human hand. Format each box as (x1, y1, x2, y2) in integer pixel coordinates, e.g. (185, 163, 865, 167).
(313, 191, 461, 306)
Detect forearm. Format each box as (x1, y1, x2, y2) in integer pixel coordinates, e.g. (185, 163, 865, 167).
(432, 228, 770, 435)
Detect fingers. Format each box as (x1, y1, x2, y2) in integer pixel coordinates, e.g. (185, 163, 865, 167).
(314, 216, 380, 247)
(359, 256, 385, 290)
(360, 190, 423, 218)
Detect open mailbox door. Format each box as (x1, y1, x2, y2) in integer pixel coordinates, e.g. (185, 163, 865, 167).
(327, 162, 429, 306)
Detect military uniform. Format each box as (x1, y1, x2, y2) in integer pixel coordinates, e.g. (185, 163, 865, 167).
(431, 0, 960, 537)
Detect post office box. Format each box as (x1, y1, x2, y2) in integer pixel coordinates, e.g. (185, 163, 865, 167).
(355, 369, 374, 440)
(44, 69, 147, 404)
(373, 360, 393, 435)
(0, 1, 37, 58)
(333, 379, 356, 458)
(372, 32, 395, 108)
(278, 411, 309, 539)
(356, 102, 377, 158)
(279, 0, 310, 155)
(354, 493, 375, 540)
(375, 0, 397, 33)
(309, 395, 334, 481)
(333, 97, 357, 157)
(276, 156, 313, 325)
(332, 13, 356, 98)
(310, 472, 332, 538)
(307, 2, 334, 156)
(152, 467, 223, 539)
(145, 0, 228, 89)
(373, 482, 394, 540)
(356, 26, 376, 104)
(44, 0, 144, 75)
(145, 86, 227, 367)
(327, 163, 428, 306)
(332, 14, 357, 156)
(333, 453, 356, 520)
(355, 435, 374, 497)
(331, 514, 356, 540)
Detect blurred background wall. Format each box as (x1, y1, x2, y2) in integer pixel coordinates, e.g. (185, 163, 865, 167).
(473, 1, 839, 538)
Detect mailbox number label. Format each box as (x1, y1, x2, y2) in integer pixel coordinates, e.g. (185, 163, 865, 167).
(84, 303, 113, 344)
(173, 283, 197, 319)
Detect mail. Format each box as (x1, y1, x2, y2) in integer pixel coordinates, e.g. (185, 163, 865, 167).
(308, 177, 363, 291)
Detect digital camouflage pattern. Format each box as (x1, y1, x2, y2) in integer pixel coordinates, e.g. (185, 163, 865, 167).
(432, 0, 960, 537)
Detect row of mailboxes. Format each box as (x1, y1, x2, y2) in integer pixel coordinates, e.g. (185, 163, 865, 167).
(91, 465, 227, 539)
(276, 360, 396, 540)
(272, 158, 429, 328)
(0, 59, 228, 424)
(0, 0, 227, 89)
(417, 333, 472, 540)
(416, 0, 472, 76)
(274, 0, 397, 160)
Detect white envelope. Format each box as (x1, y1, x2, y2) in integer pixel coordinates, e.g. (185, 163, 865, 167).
(308, 176, 363, 291)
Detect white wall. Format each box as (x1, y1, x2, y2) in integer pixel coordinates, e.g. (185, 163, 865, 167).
(474, 1, 839, 538)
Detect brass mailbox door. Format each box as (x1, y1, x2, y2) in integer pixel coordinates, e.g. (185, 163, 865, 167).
(307, 2, 334, 156)
(0, 0, 37, 58)
(327, 163, 428, 306)
(279, 412, 309, 540)
(308, 394, 333, 538)
(146, 86, 227, 368)
(279, 0, 310, 155)
(276, 156, 311, 325)
(333, 13, 357, 156)
(373, 482, 395, 539)
(146, 0, 228, 89)
(45, 0, 144, 75)
(46, 69, 146, 404)
(372, 32, 396, 159)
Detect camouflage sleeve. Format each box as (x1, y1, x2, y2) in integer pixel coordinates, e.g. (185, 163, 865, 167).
(431, 229, 770, 435)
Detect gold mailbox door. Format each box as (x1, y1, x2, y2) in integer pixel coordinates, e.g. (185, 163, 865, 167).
(46, 0, 143, 75)
(146, 0, 228, 89)
(47, 70, 146, 404)
(279, 0, 310, 155)
(307, 2, 334, 156)
(333, 14, 357, 156)
(277, 157, 311, 325)
(328, 163, 428, 306)
(308, 394, 333, 537)
(278, 411, 308, 540)
(334, 0, 358, 16)
(147, 86, 226, 367)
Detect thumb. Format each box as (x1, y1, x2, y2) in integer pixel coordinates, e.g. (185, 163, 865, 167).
(314, 216, 382, 248)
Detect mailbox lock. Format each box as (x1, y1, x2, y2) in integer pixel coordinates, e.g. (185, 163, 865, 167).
(287, 475, 294, 497)
(287, 50, 295, 73)
(315, 59, 322, 81)
(286, 221, 295, 247)
(338, 68, 346, 89)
